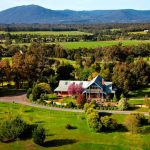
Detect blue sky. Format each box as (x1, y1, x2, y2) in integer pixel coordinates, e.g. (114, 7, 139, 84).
(0, 0, 150, 11)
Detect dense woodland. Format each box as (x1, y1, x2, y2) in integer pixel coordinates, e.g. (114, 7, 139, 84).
(0, 42, 150, 97)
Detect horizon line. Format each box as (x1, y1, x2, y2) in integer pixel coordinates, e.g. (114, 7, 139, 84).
(0, 4, 150, 12)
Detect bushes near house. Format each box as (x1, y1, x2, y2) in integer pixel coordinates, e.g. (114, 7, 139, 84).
(32, 126, 46, 146)
(76, 94, 86, 108)
(85, 102, 118, 132)
(118, 99, 129, 110)
(28, 82, 51, 101)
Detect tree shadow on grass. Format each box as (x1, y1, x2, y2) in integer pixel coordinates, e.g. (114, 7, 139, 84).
(43, 139, 78, 147)
(98, 112, 112, 117)
(20, 124, 38, 140)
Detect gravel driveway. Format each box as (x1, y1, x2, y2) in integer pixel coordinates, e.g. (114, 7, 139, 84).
(0, 94, 149, 115)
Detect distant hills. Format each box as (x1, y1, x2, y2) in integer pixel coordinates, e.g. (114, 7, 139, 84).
(0, 5, 150, 24)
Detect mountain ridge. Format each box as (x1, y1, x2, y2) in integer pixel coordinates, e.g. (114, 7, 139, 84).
(0, 5, 150, 24)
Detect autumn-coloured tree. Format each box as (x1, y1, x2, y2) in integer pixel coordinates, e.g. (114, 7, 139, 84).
(12, 52, 27, 88)
(68, 83, 83, 95)
(0, 59, 11, 86)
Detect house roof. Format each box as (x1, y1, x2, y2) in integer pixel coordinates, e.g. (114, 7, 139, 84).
(54, 75, 115, 94)
(54, 80, 89, 92)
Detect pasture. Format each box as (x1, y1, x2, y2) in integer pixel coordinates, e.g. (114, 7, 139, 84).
(59, 40, 150, 49)
(0, 102, 150, 150)
(0, 31, 92, 36)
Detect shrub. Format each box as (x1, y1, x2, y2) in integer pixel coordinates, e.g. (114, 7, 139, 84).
(27, 88, 32, 98)
(100, 116, 118, 131)
(86, 107, 96, 115)
(113, 94, 118, 102)
(87, 111, 102, 132)
(0, 116, 27, 142)
(32, 83, 51, 101)
(29, 94, 33, 101)
(124, 113, 142, 133)
(117, 99, 129, 111)
(84, 103, 89, 112)
(66, 102, 76, 108)
(76, 94, 86, 108)
(32, 85, 41, 101)
(32, 126, 45, 145)
(40, 93, 48, 101)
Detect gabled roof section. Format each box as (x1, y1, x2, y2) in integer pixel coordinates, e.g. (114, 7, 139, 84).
(85, 75, 103, 89)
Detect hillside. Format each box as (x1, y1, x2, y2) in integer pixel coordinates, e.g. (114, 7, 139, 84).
(0, 5, 150, 24)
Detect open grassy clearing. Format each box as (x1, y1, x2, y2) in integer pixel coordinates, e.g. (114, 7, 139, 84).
(128, 31, 148, 35)
(0, 31, 92, 36)
(129, 85, 150, 99)
(59, 40, 150, 49)
(50, 58, 79, 68)
(0, 102, 150, 150)
(1, 40, 150, 49)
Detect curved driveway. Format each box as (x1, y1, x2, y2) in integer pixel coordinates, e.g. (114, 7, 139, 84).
(0, 94, 149, 116)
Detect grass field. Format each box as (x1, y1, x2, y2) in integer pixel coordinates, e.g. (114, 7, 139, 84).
(0, 102, 150, 150)
(129, 85, 150, 99)
(128, 31, 148, 35)
(0, 31, 92, 36)
(58, 40, 150, 49)
(1, 40, 150, 49)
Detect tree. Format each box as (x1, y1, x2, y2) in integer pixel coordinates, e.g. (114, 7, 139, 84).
(87, 111, 102, 132)
(0, 116, 27, 142)
(32, 83, 51, 101)
(0, 59, 11, 87)
(32, 126, 45, 145)
(76, 94, 86, 108)
(100, 116, 118, 131)
(124, 113, 142, 133)
(130, 59, 150, 87)
(112, 63, 133, 94)
(68, 83, 83, 96)
(57, 64, 74, 80)
(117, 99, 129, 111)
(12, 52, 27, 88)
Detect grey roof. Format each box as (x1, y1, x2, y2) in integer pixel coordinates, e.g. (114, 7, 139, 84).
(54, 75, 115, 94)
(54, 80, 89, 92)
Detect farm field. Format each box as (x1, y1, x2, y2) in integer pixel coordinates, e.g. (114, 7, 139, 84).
(0, 102, 150, 150)
(0, 31, 92, 35)
(1, 40, 150, 49)
(58, 40, 150, 49)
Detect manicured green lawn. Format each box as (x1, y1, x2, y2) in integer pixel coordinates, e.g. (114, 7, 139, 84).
(129, 85, 150, 99)
(128, 99, 144, 105)
(0, 102, 150, 150)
